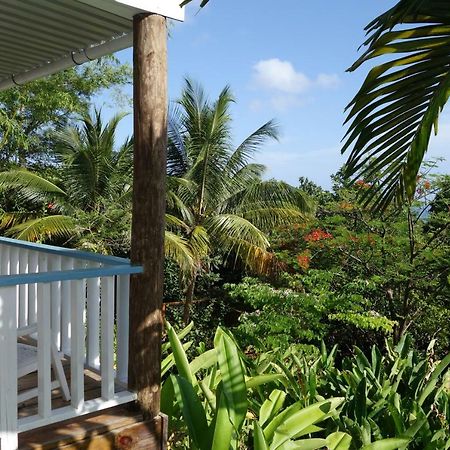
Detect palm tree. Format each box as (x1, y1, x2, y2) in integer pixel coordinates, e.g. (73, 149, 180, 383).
(167, 79, 310, 322)
(0, 110, 133, 245)
(343, 0, 450, 211)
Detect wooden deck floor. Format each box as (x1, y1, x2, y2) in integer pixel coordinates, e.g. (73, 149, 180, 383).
(15, 352, 167, 449)
(17, 358, 127, 420)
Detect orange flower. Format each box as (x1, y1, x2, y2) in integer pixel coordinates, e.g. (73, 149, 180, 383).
(297, 252, 310, 270)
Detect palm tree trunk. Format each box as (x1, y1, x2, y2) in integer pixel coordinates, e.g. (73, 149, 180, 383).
(128, 13, 167, 420)
(183, 273, 197, 324)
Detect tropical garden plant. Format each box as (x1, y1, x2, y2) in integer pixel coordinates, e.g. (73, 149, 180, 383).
(0, 110, 133, 253)
(343, 0, 450, 210)
(227, 170, 449, 354)
(162, 321, 447, 449)
(165, 79, 311, 322)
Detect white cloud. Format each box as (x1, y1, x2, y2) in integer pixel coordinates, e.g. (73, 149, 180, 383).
(251, 58, 340, 112)
(253, 59, 312, 94)
(316, 73, 340, 89)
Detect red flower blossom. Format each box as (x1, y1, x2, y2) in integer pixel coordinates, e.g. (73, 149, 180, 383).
(304, 229, 333, 242)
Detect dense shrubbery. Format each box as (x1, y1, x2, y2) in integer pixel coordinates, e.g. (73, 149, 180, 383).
(162, 322, 450, 449)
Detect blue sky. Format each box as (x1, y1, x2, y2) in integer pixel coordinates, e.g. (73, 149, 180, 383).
(97, 0, 450, 189)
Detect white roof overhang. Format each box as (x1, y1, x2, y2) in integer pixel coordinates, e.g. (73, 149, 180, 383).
(0, 0, 184, 91)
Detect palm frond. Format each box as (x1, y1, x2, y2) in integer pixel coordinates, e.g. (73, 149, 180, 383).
(189, 225, 210, 260)
(225, 120, 279, 178)
(241, 207, 307, 232)
(226, 180, 313, 216)
(206, 213, 271, 271)
(0, 170, 66, 203)
(165, 230, 194, 275)
(6, 215, 77, 242)
(56, 110, 128, 209)
(343, 0, 450, 211)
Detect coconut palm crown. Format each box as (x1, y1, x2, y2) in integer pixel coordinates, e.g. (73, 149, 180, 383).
(167, 79, 310, 321)
(0, 110, 132, 243)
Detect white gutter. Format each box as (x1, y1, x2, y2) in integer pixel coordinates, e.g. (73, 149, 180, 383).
(0, 33, 133, 92)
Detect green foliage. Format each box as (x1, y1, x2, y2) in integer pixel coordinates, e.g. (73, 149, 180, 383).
(163, 323, 449, 449)
(343, 0, 450, 210)
(238, 173, 449, 354)
(166, 79, 311, 322)
(0, 56, 130, 165)
(227, 272, 395, 352)
(162, 321, 351, 450)
(271, 334, 450, 449)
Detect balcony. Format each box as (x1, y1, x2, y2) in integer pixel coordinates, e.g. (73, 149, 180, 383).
(0, 237, 142, 449)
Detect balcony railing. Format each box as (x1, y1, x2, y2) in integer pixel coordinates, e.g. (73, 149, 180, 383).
(0, 237, 142, 450)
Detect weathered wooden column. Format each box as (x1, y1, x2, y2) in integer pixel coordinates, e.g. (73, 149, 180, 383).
(129, 13, 167, 419)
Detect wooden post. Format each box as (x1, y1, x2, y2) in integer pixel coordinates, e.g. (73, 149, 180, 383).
(128, 13, 167, 419)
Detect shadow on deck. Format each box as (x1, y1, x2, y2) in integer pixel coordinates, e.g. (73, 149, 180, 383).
(17, 361, 167, 449)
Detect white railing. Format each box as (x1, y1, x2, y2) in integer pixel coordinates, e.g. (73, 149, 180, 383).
(0, 237, 142, 450)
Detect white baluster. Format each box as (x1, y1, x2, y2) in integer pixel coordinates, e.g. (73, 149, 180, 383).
(3, 245, 11, 275)
(28, 251, 38, 324)
(50, 256, 62, 352)
(100, 276, 114, 400)
(10, 247, 19, 327)
(18, 249, 29, 328)
(61, 258, 74, 355)
(116, 274, 130, 383)
(86, 270, 100, 370)
(0, 285, 19, 450)
(37, 254, 52, 419)
(70, 279, 85, 412)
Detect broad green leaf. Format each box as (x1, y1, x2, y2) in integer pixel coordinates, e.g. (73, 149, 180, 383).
(270, 398, 344, 450)
(211, 388, 235, 450)
(190, 348, 217, 374)
(354, 376, 367, 424)
(276, 439, 327, 450)
(165, 320, 196, 386)
(326, 432, 352, 450)
(254, 421, 270, 450)
(161, 340, 192, 378)
(214, 327, 248, 431)
(418, 352, 450, 406)
(246, 374, 285, 390)
(361, 438, 411, 450)
(260, 389, 286, 427)
(264, 402, 302, 443)
(171, 375, 210, 450)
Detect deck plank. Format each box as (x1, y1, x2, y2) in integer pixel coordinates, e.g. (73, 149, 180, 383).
(18, 405, 143, 450)
(18, 360, 126, 419)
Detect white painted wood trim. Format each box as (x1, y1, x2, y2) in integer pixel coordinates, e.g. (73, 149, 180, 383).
(27, 252, 38, 325)
(76, 0, 185, 21)
(37, 278, 52, 418)
(116, 274, 130, 383)
(86, 271, 101, 369)
(0, 285, 19, 450)
(18, 391, 137, 433)
(100, 277, 115, 400)
(70, 279, 85, 412)
(18, 249, 29, 328)
(61, 258, 74, 355)
(50, 256, 62, 351)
